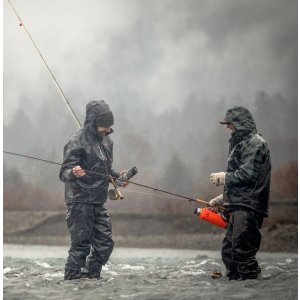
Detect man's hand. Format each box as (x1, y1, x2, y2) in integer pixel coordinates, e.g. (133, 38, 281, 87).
(119, 170, 129, 188)
(210, 172, 226, 186)
(72, 166, 86, 178)
(208, 194, 223, 207)
(207, 194, 223, 213)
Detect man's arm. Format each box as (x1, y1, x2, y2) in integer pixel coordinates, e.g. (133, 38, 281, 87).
(59, 140, 84, 182)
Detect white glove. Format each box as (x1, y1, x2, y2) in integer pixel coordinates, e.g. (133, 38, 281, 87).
(210, 172, 226, 186)
(208, 194, 224, 207)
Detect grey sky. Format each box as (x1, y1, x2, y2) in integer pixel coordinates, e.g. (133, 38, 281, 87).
(4, 0, 297, 123)
(3, 0, 297, 213)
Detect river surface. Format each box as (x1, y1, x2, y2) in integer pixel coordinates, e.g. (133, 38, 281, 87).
(3, 244, 298, 300)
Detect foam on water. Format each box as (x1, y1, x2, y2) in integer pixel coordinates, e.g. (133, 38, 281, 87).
(4, 267, 13, 274)
(198, 258, 221, 266)
(43, 271, 64, 279)
(35, 261, 53, 268)
(3, 246, 298, 300)
(117, 264, 145, 270)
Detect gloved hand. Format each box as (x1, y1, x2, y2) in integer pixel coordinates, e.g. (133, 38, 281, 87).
(210, 172, 226, 186)
(208, 194, 224, 207)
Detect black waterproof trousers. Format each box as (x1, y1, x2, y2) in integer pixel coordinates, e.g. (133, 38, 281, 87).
(64, 202, 114, 280)
(222, 209, 263, 280)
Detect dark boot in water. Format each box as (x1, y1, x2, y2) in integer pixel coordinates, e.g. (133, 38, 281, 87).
(80, 267, 90, 279)
(85, 256, 102, 279)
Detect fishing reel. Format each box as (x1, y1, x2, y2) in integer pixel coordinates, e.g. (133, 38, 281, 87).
(108, 166, 138, 200)
(108, 188, 124, 200)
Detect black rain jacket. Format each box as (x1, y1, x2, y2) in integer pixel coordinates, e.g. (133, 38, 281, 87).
(222, 106, 271, 217)
(59, 100, 119, 205)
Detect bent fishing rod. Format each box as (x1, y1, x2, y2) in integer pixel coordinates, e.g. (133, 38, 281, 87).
(6, 2, 208, 207)
(7, 0, 128, 197)
(3, 150, 208, 206)
(6, 1, 229, 230)
(7, 0, 81, 128)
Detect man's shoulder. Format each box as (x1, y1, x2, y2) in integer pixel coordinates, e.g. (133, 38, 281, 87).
(251, 133, 268, 147)
(65, 129, 85, 146)
(242, 133, 268, 151)
(242, 132, 265, 143)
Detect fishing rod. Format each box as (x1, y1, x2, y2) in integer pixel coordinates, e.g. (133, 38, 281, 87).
(5, 1, 229, 230)
(7, 0, 127, 199)
(6, 0, 82, 128)
(3, 150, 209, 206)
(5, 1, 210, 208)
(4, 150, 227, 229)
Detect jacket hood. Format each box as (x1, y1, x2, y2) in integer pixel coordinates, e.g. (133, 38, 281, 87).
(221, 106, 257, 133)
(84, 100, 113, 138)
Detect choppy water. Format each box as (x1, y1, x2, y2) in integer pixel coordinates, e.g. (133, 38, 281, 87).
(3, 245, 298, 300)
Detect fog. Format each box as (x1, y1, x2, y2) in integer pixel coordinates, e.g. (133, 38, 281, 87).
(3, 0, 297, 212)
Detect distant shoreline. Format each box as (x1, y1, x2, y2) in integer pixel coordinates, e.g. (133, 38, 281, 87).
(4, 209, 298, 252)
(4, 244, 297, 259)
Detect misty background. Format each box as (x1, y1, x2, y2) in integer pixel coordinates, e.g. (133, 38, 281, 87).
(3, 0, 297, 213)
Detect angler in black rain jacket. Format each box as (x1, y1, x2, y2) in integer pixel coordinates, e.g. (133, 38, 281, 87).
(60, 100, 123, 280)
(208, 106, 271, 281)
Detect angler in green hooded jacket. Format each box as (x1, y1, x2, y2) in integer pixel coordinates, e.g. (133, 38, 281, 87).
(209, 106, 271, 281)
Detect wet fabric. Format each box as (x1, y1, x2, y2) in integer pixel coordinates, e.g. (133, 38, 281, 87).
(219, 106, 271, 280)
(95, 111, 114, 128)
(60, 100, 118, 280)
(64, 202, 114, 280)
(220, 106, 257, 132)
(59, 100, 120, 205)
(222, 210, 263, 280)
(222, 106, 271, 217)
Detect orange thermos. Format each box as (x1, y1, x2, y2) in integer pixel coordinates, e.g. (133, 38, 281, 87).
(194, 208, 228, 229)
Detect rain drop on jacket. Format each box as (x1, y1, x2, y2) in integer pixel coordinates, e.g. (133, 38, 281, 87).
(59, 100, 120, 205)
(222, 106, 271, 217)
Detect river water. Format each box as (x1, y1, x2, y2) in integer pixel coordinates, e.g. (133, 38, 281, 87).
(3, 244, 298, 300)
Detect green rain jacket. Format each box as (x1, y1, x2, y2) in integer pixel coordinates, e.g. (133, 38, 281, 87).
(222, 106, 271, 217)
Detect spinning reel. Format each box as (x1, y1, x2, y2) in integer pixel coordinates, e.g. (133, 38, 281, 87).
(108, 167, 138, 200)
(108, 188, 123, 200)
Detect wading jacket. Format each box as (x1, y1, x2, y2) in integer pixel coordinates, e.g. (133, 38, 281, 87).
(59, 100, 120, 205)
(223, 106, 271, 217)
